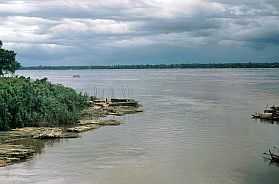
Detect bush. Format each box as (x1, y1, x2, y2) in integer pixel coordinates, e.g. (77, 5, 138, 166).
(0, 76, 88, 130)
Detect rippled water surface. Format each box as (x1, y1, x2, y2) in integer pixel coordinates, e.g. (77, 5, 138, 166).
(1, 69, 279, 184)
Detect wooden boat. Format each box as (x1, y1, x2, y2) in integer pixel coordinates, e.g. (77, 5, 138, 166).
(109, 98, 138, 107)
(93, 99, 107, 106)
(111, 98, 128, 102)
(251, 112, 273, 119)
(251, 113, 260, 118)
(269, 150, 279, 162)
(252, 105, 279, 120)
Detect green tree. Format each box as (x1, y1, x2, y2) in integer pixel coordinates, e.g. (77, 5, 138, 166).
(0, 76, 88, 130)
(0, 40, 21, 76)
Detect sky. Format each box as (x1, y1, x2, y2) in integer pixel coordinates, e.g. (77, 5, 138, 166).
(0, 0, 279, 66)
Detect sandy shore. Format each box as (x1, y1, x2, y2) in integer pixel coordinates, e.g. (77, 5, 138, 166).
(0, 99, 143, 167)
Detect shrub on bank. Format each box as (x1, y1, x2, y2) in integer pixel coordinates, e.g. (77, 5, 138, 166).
(0, 76, 88, 130)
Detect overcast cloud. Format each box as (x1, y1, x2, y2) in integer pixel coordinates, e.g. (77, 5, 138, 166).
(0, 0, 278, 66)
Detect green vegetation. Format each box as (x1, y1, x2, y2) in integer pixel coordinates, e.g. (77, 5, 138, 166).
(21, 62, 279, 70)
(0, 41, 87, 131)
(0, 76, 88, 130)
(0, 41, 21, 76)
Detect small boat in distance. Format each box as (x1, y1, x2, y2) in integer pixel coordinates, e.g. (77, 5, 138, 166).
(73, 75, 80, 78)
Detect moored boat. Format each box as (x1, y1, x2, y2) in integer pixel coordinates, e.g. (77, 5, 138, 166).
(109, 98, 138, 107)
(269, 150, 279, 162)
(252, 105, 279, 120)
(251, 113, 260, 118)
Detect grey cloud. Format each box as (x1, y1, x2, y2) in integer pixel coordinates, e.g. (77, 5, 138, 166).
(245, 31, 279, 47)
(137, 18, 222, 35)
(0, 0, 278, 65)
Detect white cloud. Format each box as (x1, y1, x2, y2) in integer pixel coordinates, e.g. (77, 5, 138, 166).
(0, 16, 55, 44)
(0, 1, 36, 14)
(50, 19, 132, 34)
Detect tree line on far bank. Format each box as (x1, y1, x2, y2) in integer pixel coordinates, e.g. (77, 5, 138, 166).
(21, 62, 279, 70)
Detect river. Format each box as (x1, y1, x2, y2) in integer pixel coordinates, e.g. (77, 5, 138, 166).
(1, 69, 279, 184)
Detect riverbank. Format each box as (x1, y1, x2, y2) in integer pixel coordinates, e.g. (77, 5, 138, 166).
(0, 98, 143, 167)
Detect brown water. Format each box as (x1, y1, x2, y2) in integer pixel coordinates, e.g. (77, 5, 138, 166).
(1, 69, 279, 184)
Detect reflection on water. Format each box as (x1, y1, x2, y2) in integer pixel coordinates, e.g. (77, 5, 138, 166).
(269, 161, 279, 168)
(1, 69, 279, 184)
(12, 138, 61, 154)
(258, 119, 279, 125)
(262, 156, 279, 168)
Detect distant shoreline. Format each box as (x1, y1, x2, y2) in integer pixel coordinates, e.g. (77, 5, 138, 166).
(20, 63, 279, 70)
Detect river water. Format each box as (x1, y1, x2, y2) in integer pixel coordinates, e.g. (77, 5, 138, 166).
(1, 69, 279, 184)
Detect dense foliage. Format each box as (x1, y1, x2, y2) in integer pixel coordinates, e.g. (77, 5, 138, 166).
(21, 62, 279, 70)
(0, 76, 88, 130)
(0, 41, 21, 75)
